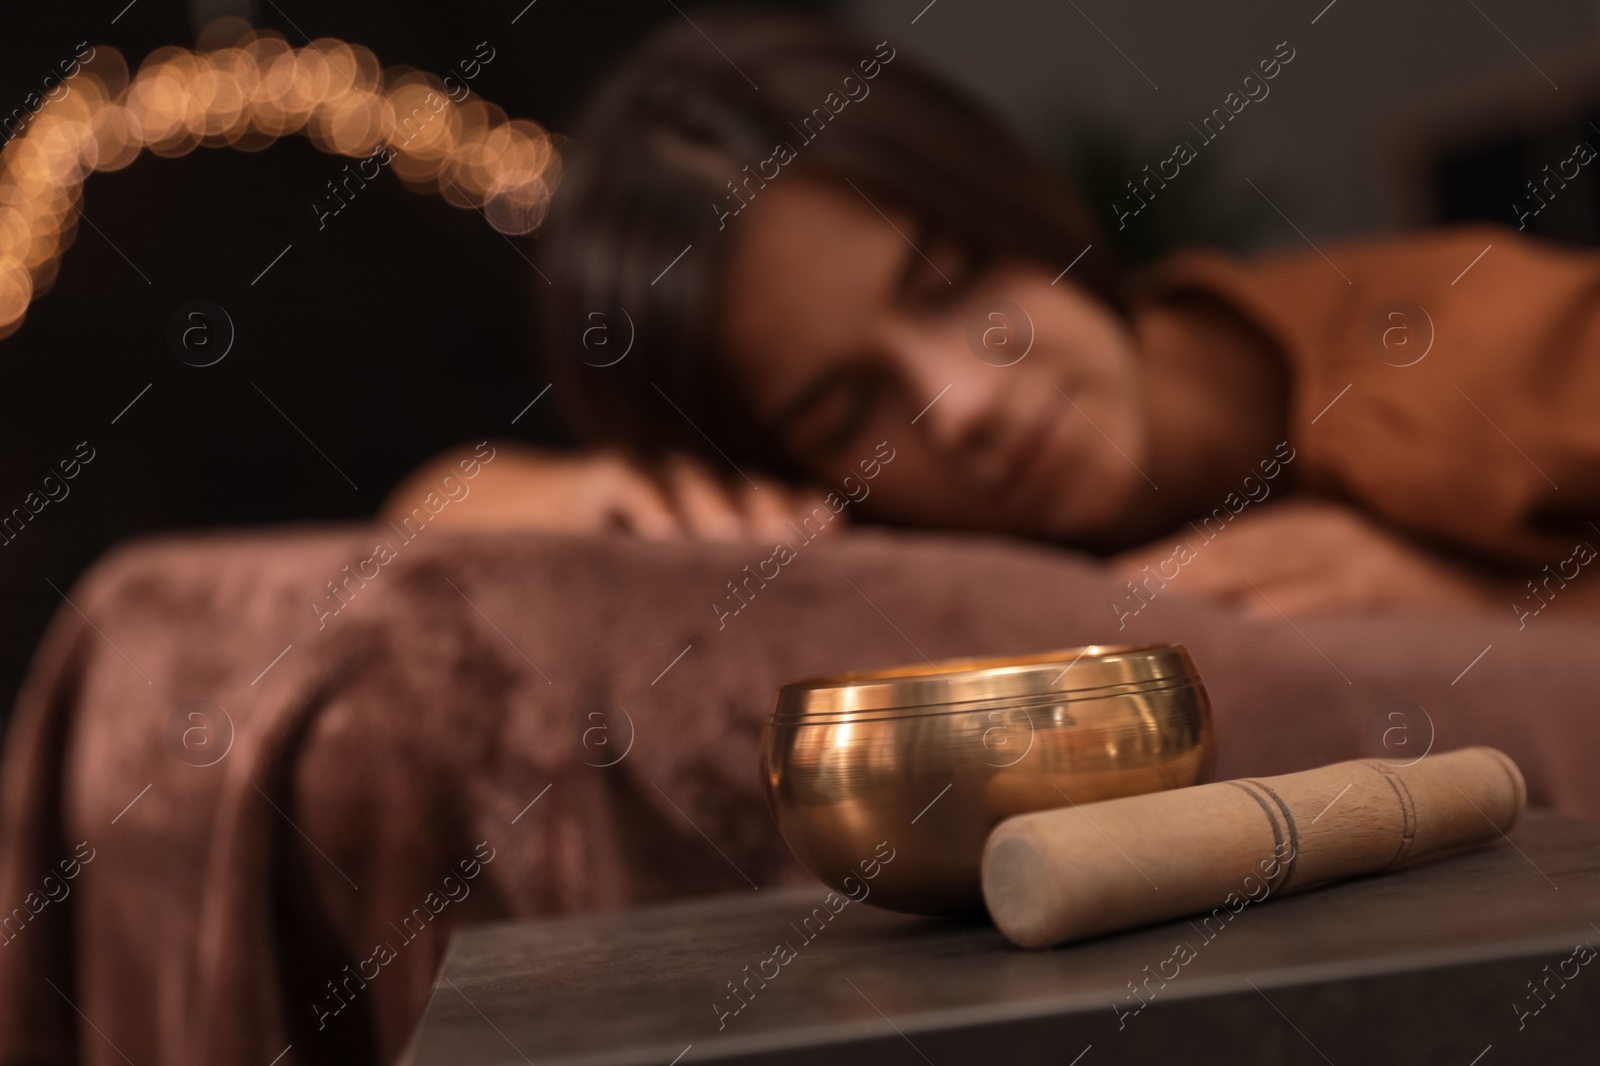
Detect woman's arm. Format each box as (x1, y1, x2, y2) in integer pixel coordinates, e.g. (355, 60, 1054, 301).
(381, 442, 838, 542)
(1109, 497, 1600, 623)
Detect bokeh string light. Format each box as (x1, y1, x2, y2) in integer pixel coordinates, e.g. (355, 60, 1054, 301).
(0, 30, 560, 339)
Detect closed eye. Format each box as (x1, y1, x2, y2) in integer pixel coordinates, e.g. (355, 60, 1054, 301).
(777, 367, 886, 460)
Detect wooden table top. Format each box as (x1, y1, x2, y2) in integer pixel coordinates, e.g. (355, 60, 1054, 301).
(401, 809, 1600, 1065)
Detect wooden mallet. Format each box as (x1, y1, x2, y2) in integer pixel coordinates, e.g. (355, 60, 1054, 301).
(981, 746, 1525, 949)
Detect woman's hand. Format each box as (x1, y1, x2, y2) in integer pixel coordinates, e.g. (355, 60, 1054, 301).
(382, 444, 840, 542)
(1109, 497, 1504, 618)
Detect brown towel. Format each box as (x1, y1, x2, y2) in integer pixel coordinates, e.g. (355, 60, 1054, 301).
(2, 524, 1598, 1065)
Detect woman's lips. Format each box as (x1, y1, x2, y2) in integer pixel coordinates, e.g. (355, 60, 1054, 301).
(997, 410, 1064, 502)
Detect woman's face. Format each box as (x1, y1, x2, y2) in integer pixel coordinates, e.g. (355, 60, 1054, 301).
(717, 178, 1148, 541)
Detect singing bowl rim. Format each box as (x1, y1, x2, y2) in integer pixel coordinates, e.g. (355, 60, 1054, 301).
(769, 675, 1205, 725)
(771, 642, 1200, 719)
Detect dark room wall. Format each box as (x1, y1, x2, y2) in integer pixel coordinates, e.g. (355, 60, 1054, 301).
(847, 0, 1600, 244)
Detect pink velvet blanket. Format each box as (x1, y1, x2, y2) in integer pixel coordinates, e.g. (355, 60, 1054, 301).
(2, 525, 1597, 1065)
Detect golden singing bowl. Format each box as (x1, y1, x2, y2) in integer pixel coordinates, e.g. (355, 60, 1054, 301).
(760, 644, 1214, 915)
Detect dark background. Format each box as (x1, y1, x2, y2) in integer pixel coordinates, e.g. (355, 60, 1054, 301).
(3, 0, 1600, 724)
(0, 0, 834, 720)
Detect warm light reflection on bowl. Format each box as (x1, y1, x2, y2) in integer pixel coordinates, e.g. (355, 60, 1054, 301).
(761, 644, 1215, 915)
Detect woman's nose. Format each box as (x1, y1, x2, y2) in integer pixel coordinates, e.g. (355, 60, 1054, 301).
(889, 324, 1008, 455)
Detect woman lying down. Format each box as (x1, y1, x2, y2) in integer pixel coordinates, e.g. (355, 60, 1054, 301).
(385, 13, 1600, 625)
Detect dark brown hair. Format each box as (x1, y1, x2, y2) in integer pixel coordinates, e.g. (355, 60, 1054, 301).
(540, 12, 1122, 476)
